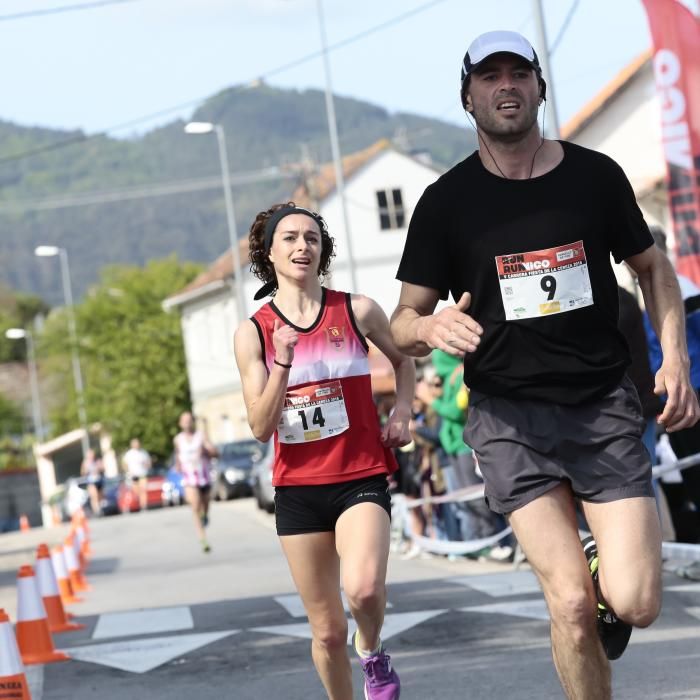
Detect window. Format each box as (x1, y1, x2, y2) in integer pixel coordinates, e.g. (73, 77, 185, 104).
(375, 188, 405, 230)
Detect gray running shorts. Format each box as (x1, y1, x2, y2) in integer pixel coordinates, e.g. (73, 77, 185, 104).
(464, 376, 654, 515)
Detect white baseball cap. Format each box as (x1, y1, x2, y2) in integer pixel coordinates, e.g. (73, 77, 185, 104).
(460, 30, 542, 107)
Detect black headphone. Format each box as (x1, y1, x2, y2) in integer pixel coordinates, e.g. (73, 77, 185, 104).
(461, 48, 547, 111)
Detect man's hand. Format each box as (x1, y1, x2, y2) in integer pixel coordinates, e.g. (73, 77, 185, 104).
(655, 360, 700, 432)
(381, 409, 412, 448)
(418, 292, 483, 357)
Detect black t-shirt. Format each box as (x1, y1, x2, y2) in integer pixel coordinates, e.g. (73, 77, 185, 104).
(396, 141, 654, 405)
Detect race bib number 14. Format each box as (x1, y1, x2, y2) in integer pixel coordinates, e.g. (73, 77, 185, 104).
(495, 241, 594, 321)
(278, 380, 350, 444)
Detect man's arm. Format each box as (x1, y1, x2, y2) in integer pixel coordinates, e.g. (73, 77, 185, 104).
(626, 244, 700, 431)
(352, 294, 414, 448)
(390, 282, 482, 358)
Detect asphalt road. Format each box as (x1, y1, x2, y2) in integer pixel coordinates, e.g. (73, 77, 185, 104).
(1, 498, 699, 699)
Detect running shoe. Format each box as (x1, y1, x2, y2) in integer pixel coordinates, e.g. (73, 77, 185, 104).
(582, 535, 632, 660)
(202, 539, 211, 553)
(352, 632, 400, 700)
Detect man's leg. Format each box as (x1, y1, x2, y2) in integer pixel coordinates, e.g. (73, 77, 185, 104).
(509, 484, 611, 700)
(279, 532, 352, 700)
(581, 496, 662, 628)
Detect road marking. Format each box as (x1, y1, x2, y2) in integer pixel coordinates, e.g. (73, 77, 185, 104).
(92, 606, 194, 639)
(25, 664, 44, 700)
(686, 607, 700, 621)
(449, 571, 541, 598)
(460, 600, 549, 621)
(273, 592, 393, 618)
(251, 609, 447, 643)
(64, 630, 239, 673)
(667, 583, 700, 593)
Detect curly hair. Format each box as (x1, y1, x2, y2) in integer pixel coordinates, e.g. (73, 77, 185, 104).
(248, 201, 336, 293)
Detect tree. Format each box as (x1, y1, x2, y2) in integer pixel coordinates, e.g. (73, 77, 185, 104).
(0, 284, 49, 362)
(38, 256, 202, 458)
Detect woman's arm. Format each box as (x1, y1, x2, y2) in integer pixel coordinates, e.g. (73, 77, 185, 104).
(352, 294, 415, 448)
(233, 318, 297, 442)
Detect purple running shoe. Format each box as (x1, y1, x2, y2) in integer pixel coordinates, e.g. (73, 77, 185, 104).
(353, 632, 401, 700)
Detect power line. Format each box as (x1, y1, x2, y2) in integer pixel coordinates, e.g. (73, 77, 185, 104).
(0, 0, 449, 165)
(550, 0, 580, 56)
(0, 167, 296, 213)
(0, 0, 137, 22)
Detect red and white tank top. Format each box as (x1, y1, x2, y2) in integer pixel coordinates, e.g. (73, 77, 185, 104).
(251, 288, 397, 487)
(174, 431, 211, 487)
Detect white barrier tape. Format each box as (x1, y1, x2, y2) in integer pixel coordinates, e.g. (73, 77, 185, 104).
(662, 541, 700, 562)
(402, 484, 485, 508)
(393, 493, 511, 555)
(408, 527, 513, 555)
(652, 451, 700, 478)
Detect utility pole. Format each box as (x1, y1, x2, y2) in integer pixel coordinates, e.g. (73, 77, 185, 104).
(316, 0, 358, 293)
(531, 0, 561, 138)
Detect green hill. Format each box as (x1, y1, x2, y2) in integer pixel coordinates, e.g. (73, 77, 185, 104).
(0, 83, 475, 304)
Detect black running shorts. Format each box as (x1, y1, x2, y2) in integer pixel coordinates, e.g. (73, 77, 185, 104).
(464, 376, 654, 514)
(274, 474, 392, 536)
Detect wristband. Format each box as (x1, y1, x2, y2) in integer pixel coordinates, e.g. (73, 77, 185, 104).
(274, 359, 292, 369)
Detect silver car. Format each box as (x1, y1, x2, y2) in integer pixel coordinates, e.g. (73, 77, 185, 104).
(251, 441, 274, 513)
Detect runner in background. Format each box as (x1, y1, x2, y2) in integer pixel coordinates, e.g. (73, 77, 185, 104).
(234, 202, 414, 700)
(174, 412, 217, 553)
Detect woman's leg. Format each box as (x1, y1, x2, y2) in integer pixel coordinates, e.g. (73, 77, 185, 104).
(279, 532, 352, 700)
(335, 503, 390, 653)
(185, 486, 205, 540)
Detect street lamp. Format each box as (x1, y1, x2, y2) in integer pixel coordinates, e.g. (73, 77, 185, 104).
(184, 121, 247, 322)
(5, 328, 44, 440)
(34, 245, 89, 456)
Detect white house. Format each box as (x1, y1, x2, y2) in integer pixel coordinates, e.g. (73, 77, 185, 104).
(164, 139, 442, 442)
(561, 49, 671, 290)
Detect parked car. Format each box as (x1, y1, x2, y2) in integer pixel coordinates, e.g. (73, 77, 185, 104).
(161, 465, 185, 506)
(117, 467, 168, 512)
(251, 442, 275, 514)
(212, 439, 268, 501)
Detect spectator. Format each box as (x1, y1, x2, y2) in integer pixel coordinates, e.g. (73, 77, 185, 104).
(122, 438, 152, 511)
(80, 448, 104, 516)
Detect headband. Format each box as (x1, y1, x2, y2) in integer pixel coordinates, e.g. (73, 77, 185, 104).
(253, 206, 327, 301)
(262, 206, 325, 253)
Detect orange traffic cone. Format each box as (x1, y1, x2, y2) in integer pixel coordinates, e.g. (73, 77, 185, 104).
(18, 515, 30, 533)
(72, 508, 90, 538)
(0, 608, 31, 700)
(74, 523, 91, 560)
(15, 566, 69, 665)
(71, 528, 87, 573)
(35, 545, 84, 634)
(51, 546, 82, 605)
(63, 537, 90, 593)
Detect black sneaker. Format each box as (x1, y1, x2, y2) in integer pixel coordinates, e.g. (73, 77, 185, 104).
(582, 535, 632, 661)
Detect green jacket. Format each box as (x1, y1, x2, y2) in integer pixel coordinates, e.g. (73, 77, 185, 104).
(430, 349, 471, 456)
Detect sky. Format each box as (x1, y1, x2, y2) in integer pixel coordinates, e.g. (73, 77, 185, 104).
(0, 0, 654, 140)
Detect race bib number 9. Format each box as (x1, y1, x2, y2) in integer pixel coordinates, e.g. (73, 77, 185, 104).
(495, 241, 594, 320)
(278, 380, 350, 444)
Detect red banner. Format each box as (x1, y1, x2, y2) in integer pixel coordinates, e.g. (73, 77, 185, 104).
(641, 0, 700, 283)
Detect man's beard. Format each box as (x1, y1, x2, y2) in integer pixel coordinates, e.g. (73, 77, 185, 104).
(472, 103, 539, 144)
